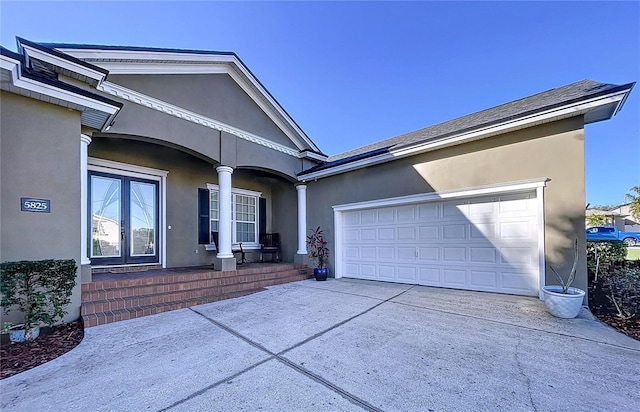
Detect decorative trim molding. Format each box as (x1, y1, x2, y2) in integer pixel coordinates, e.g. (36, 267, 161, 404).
(99, 81, 301, 157)
(206, 183, 262, 199)
(332, 178, 548, 211)
(300, 90, 631, 181)
(536, 185, 547, 300)
(88, 157, 169, 178)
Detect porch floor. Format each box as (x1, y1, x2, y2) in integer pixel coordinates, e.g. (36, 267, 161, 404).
(81, 262, 312, 328)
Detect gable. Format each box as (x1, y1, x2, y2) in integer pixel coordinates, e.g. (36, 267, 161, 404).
(108, 73, 299, 151)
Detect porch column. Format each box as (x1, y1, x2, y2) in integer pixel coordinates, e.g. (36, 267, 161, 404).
(80, 134, 91, 266)
(216, 166, 234, 259)
(296, 184, 308, 255)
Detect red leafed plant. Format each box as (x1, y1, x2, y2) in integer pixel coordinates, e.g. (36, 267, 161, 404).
(306, 226, 329, 269)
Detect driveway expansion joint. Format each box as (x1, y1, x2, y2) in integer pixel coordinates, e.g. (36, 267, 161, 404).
(183, 286, 415, 411)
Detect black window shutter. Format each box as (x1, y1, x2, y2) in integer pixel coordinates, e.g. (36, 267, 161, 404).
(259, 197, 267, 239)
(198, 188, 210, 244)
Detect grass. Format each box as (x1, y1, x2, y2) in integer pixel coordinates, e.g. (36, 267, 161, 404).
(627, 248, 640, 261)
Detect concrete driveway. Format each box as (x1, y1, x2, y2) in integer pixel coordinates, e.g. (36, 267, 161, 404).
(1, 279, 639, 411)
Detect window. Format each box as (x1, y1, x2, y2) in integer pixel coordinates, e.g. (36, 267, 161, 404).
(206, 184, 261, 247)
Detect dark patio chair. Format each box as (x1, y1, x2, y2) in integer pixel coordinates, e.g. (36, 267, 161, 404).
(259, 233, 280, 263)
(211, 231, 248, 265)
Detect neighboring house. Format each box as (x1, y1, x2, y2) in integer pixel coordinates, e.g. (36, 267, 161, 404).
(0, 37, 635, 322)
(586, 204, 640, 231)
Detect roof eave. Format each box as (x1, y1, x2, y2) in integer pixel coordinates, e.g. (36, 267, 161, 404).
(17, 38, 108, 87)
(298, 85, 635, 181)
(1, 50, 122, 131)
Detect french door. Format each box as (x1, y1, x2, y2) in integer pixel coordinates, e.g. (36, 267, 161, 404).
(89, 171, 159, 265)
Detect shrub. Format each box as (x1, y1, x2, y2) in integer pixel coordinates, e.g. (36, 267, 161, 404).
(0, 259, 77, 331)
(586, 240, 627, 279)
(603, 266, 640, 320)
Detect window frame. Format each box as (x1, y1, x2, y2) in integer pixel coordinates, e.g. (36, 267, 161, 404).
(206, 184, 261, 249)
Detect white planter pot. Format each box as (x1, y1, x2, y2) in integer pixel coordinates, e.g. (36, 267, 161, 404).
(542, 286, 585, 318)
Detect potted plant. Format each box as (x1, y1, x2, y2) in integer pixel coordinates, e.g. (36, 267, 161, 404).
(542, 239, 586, 318)
(306, 226, 330, 281)
(0, 259, 77, 342)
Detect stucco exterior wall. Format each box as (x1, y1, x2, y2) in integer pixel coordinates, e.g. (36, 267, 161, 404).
(108, 74, 297, 150)
(305, 117, 588, 293)
(99, 102, 304, 180)
(0, 91, 83, 323)
(88, 137, 296, 267)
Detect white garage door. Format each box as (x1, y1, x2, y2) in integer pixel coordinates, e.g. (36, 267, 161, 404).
(339, 192, 540, 296)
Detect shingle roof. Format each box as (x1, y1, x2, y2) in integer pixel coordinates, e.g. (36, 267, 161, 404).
(324, 79, 633, 165)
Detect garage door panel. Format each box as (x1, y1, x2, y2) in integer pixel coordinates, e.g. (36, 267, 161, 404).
(361, 210, 376, 224)
(418, 247, 439, 261)
(470, 247, 497, 263)
(396, 247, 414, 260)
(443, 247, 466, 262)
(499, 221, 533, 239)
(443, 224, 466, 239)
(344, 228, 360, 241)
(500, 246, 536, 266)
(360, 265, 377, 279)
(378, 208, 395, 222)
(469, 270, 498, 288)
(398, 226, 416, 240)
(344, 211, 360, 226)
(469, 201, 497, 216)
(340, 191, 539, 296)
(378, 265, 396, 280)
(501, 271, 537, 293)
(419, 267, 441, 284)
(377, 228, 394, 240)
(470, 223, 497, 239)
(418, 204, 439, 220)
(397, 205, 416, 221)
(443, 269, 467, 285)
(345, 246, 359, 259)
(377, 247, 394, 259)
(398, 266, 417, 281)
(361, 228, 377, 241)
(419, 225, 439, 240)
(344, 263, 360, 277)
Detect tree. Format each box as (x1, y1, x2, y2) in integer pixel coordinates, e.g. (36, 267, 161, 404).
(626, 186, 640, 221)
(586, 214, 608, 227)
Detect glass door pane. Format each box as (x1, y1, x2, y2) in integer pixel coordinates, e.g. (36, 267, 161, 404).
(130, 181, 157, 256)
(91, 175, 122, 258)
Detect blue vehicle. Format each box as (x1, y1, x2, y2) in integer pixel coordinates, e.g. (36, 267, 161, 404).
(586, 226, 640, 246)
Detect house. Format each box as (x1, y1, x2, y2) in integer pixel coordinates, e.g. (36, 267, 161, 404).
(0, 37, 635, 323)
(586, 204, 640, 231)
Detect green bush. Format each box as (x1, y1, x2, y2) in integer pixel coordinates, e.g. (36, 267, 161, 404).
(586, 240, 627, 278)
(0, 259, 77, 330)
(603, 266, 640, 320)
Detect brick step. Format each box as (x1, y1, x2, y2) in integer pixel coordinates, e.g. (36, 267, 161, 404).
(82, 266, 312, 327)
(82, 264, 309, 292)
(82, 268, 309, 303)
(81, 271, 311, 316)
(82, 288, 263, 328)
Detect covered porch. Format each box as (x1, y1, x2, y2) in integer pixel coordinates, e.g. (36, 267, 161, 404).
(83, 135, 312, 280)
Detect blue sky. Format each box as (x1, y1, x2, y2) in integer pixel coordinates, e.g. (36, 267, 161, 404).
(1, 1, 638, 206)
